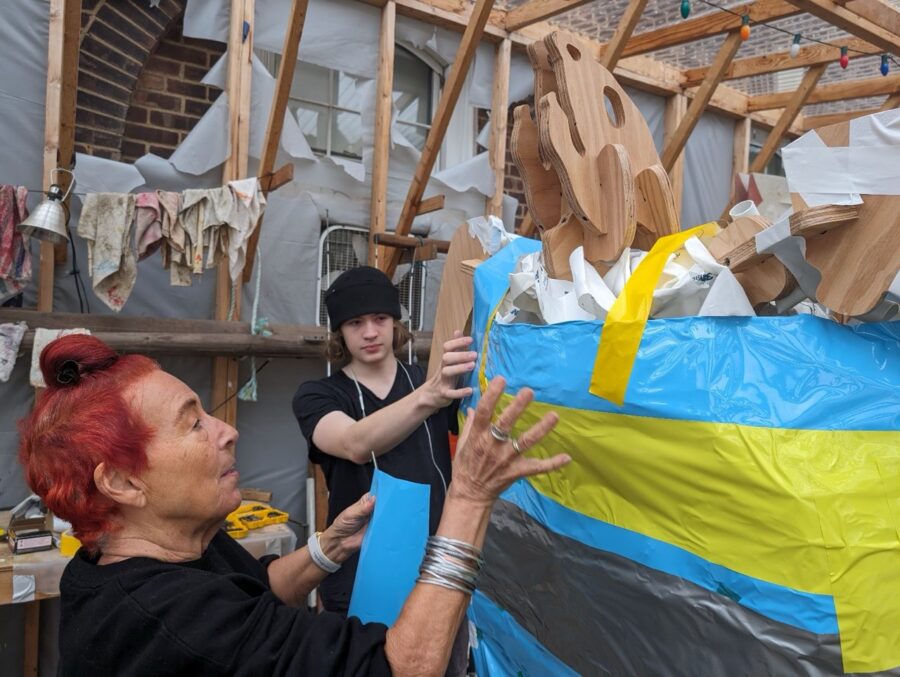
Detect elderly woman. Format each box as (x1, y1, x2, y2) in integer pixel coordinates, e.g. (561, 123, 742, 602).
(19, 334, 569, 676)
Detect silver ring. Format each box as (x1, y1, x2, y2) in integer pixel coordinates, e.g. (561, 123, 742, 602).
(511, 438, 523, 455)
(490, 424, 510, 442)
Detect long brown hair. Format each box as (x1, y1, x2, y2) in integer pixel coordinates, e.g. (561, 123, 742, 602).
(325, 319, 412, 362)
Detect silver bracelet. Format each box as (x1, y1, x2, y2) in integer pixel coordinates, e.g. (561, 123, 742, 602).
(307, 531, 341, 573)
(416, 536, 484, 595)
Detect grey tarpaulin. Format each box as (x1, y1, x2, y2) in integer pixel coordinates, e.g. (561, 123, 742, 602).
(682, 111, 735, 227)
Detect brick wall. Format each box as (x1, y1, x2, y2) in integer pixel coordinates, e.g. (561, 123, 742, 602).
(121, 20, 224, 162)
(75, 0, 221, 163)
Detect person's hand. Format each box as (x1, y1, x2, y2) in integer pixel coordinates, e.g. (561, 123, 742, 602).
(449, 376, 571, 507)
(319, 493, 375, 563)
(422, 330, 476, 409)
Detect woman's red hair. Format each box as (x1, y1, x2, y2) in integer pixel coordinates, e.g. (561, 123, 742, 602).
(18, 335, 158, 552)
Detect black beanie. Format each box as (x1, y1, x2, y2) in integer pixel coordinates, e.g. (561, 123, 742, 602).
(325, 266, 402, 330)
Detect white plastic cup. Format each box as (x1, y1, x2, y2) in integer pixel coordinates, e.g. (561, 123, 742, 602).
(729, 200, 760, 218)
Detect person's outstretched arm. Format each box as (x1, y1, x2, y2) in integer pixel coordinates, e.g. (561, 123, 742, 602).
(384, 376, 571, 675)
(312, 332, 476, 464)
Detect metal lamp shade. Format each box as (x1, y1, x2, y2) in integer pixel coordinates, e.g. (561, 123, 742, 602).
(18, 199, 69, 245)
(17, 168, 74, 246)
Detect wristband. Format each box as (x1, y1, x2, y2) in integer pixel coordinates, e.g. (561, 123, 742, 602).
(307, 531, 341, 573)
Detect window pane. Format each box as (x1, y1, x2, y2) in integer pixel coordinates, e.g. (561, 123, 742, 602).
(396, 121, 428, 151)
(293, 61, 332, 105)
(393, 47, 432, 126)
(332, 110, 363, 158)
(295, 102, 329, 154)
(334, 71, 362, 112)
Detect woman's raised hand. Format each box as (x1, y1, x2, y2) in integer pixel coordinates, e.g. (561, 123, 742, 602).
(449, 376, 571, 507)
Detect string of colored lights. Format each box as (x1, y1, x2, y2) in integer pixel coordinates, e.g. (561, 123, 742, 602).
(680, 0, 898, 74)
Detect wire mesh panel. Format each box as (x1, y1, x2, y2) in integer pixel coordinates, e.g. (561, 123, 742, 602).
(316, 225, 426, 330)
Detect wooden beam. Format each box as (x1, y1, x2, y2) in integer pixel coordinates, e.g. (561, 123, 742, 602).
(880, 92, 900, 109)
(241, 0, 308, 283)
(38, 0, 81, 311)
(722, 115, 753, 217)
(359, 0, 509, 42)
(844, 0, 900, 37)
(683, 38, 877, 87)
(373, 232, 451, 254)
(385, 0, 496, 278)
(487, 38, 511, 218)
(417, 194, 446, 214)
(733, 117, 752, 176)
(621, 0, 800, 59)
(664, 93, 688, 216)
(803, 106, 880, 128)
(506, 0, 595, 32)
(662, 32, 743, 172)
(785, 0, 900, 55)
(368, 0, 396, 267)
(748, 74, 900, 110)
(213, 0, 254, 426)
(601, 0, 650, 71)
(23, 601, 39, 677)
(750, 65, 825, 172)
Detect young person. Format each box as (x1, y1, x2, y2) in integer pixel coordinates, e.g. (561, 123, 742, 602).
(293, 266, 478, 674)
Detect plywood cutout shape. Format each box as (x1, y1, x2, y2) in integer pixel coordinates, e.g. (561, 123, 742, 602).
(538, 32, 678, 261)
(708, 215, 793, 306)
(634, 165, 680, 250)
(511, 105, 564, 231)
(583, 144, 636, 263)
(790, 117, 900, 316)
(541, 213, 583, 280)
(428, 224, 487, 379)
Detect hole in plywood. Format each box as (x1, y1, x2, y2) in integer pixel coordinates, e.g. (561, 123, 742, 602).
(603, 86, 624, 129)
(566, 44, 581, 61)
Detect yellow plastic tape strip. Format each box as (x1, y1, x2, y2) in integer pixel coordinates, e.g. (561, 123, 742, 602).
(505, 394, 900, 672)
(589, 223, 716, 405)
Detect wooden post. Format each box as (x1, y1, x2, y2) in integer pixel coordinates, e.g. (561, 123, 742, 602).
(661, 31, 742, 172)
(212, 0, 254, 426)
(368, 0, 397, 267)
(664, 93, 687, 217)
(749, 64, 825, 173)
(721, 115, 752, 218)
(601, 0, 650, 71)
(242, 0, 309, 283)
(384, 0, 496, 279)
(879, 92, 900, 110)
(486, 38, 511, 218)
(37, 0, 81, 311)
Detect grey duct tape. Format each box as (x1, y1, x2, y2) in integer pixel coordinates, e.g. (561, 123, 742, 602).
(754, 216, 823, 306)
(478, 498, 879, 677)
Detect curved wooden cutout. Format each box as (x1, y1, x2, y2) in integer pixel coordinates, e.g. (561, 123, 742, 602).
(584, 144, 636, 263)
(511, 104, 563, 231)
(634, 164, 680, 250)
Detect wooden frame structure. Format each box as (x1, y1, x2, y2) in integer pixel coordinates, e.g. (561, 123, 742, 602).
(10, 1, 900, 670)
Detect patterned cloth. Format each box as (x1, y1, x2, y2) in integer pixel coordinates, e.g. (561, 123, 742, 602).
(0, 321, 27, 382)
(0, 185, 31, 304)
(226, 178, 266, 283)
(77, 193, 136, 311)
(134, 192, 163, 260)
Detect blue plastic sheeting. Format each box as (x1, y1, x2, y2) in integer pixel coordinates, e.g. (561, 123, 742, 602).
(469, 590, 579, 677)
(467, 239, 900, 431)
(502, 480, 839, 635)
(488, 317, 900, 431)
(348, 469, 429, 626)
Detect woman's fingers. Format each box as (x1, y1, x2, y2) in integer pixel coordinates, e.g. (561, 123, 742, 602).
(513, 411, 559, 453)
(517, 453, 572, 478)
(472, 376, 506, 430)
(493, 387, 534, 435)
(441, 363, 475, 378)
(444, 386, 474, 400)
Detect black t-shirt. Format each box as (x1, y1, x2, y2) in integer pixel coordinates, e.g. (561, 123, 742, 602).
(58, 530, 391, 676)
(293, 362, 455, 614)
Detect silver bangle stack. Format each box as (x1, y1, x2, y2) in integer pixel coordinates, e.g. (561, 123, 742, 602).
(417, 535, 485, 595)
